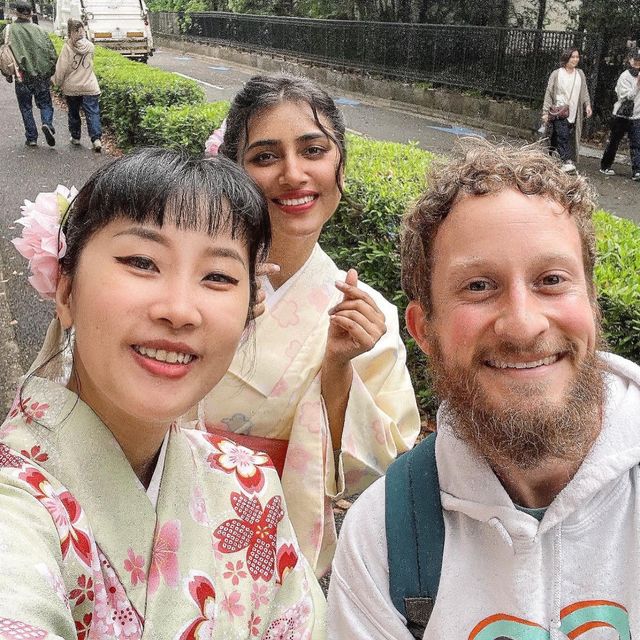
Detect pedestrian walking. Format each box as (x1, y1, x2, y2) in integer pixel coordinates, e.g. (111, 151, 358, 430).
(542, 48, 592, 173)
(0, 0, 57, 147)
(599, 49, 640, 180)
(53, 19, 102, 151)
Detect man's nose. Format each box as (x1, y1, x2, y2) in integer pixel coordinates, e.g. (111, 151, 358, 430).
(493, 286, 550, 342)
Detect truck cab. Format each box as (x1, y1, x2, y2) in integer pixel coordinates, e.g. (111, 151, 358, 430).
(54, 0, 154, 62)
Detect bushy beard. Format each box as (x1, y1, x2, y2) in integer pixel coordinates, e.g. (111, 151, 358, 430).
(428, 336, 606, 470)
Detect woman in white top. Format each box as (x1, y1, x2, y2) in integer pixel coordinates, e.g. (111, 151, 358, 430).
(542, 48, 592, 173)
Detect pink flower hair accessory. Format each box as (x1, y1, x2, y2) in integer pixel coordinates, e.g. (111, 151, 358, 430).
(204, 118, 227, 156)
(12, 185, 77, 301)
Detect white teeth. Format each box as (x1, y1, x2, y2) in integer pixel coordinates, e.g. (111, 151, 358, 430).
(276, 195, 315, 206)
(487, 355, 559, 369)
(134, 345, 194, 364)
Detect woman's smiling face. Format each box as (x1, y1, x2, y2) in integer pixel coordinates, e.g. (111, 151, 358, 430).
(241, 100, 342, 249)
(56, 217, 251, 428)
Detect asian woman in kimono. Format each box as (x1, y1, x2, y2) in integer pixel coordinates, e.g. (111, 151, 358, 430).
(0, 148, 325, 639)
(201, 75, 421, 577)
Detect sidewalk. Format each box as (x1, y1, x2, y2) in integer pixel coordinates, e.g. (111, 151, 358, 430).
(0, 77, 109, 414)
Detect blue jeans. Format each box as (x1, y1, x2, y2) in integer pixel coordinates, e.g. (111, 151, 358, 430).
(15, 77, 54, 143)
(66, 94, 102, 142)
(550, 118, 575, 162)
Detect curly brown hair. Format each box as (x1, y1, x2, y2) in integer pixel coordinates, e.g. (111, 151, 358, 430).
(401, 139, 598, 316)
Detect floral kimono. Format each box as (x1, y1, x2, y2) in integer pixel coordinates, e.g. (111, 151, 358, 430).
(202, 245, 420, 576)
(0, 377, 326, 640)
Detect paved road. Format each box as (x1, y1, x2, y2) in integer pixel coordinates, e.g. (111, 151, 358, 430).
(149, 46, 640, 224)
(0, 78, 109, 412)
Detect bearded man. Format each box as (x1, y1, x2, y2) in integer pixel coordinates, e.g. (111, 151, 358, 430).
(327, 141, 640, 639)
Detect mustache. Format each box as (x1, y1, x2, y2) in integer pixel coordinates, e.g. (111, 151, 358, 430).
(474, 338, 579, 363)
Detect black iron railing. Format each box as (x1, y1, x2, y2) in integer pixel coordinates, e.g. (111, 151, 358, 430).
(151, 12, 602, 104)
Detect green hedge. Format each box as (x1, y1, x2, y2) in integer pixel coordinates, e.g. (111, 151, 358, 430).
(51, 35, 205, 147)
(139, 101, 229, 154)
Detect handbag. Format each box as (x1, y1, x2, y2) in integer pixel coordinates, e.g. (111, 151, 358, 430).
(547, 71, 577, 122)
(617, 98, 635, 118)
(0, 25, 22, 82)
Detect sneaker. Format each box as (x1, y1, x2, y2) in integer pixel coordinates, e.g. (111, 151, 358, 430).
(92, 138, 102, 152)
(41, 124, 55, 147)
(560, 162, 576, 173)
(70, 137, 81, 146)
(633, 172, 640, 181)
(599, 168, 615, 176)
(25, 140, 37, 147)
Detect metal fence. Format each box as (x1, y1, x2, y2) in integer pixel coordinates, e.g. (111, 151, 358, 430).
(152, 12, 602, 104)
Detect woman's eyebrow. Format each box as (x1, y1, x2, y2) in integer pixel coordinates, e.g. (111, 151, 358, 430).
(245, 132, 326, 152)
(113, 227, 168, 246)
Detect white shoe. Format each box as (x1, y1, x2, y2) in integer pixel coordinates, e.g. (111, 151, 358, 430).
(70, 137, 81, 146)
(561, 162, 576, 173)
(599, 168, 615, 176)
(92, 139, 102, 152)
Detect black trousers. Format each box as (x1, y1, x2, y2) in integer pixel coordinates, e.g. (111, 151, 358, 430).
(601, 116, 640, 174)
(550, 118, 574, 162)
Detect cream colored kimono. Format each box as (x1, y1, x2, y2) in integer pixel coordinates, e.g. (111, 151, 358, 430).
(0, 377, 326, 639)
(202, 245, 420, 576)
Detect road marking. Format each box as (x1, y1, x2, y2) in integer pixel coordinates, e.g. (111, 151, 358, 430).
(209, 65, 230, 71)
(346, 127, 363, 136)
(427, 125, 485, 137)
(174, 72, 224, 90)
(335, 97, 361, 106)
(174, 56, 192, 60)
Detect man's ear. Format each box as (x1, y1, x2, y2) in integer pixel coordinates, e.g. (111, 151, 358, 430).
(405, 301, 432, 357)
(55, 273, 74, 330)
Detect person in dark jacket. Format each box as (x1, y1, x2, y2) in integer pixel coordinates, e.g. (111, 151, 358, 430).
(1, 0, 57, 146)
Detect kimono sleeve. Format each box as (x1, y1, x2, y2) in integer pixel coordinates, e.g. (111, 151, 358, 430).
(0, 474, 76, 640)
(329, 290, 420, 498)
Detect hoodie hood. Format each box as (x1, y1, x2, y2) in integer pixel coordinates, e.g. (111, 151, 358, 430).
(71, 37, 93, 55)
(437, 352, 640, 543)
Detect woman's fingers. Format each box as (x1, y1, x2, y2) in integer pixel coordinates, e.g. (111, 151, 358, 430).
(257, 262, 281, 277)
(329, 314, 380, 351)
(330, 298, 385, 326)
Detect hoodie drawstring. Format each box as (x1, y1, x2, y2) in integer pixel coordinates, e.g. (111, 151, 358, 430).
(549, 526, 565, 639)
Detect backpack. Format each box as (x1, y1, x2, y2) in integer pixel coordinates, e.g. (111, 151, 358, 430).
(0, 25, 22, 81)
(385, 432, 444, 639)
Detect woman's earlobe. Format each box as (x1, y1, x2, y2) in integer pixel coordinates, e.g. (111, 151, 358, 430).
(55, 273, 74, 329)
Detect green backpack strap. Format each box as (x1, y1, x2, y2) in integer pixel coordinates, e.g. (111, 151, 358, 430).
(385, 432, 444, 639)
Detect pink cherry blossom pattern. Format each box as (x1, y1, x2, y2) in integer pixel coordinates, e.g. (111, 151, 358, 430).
(223, 560, 248, 586)
(20, 445, 49, 463)
(148, 520, 181, 595)
(18, 467, 92, 568)
(271, 299, 300, 328)
(213, 492, 284, 581)
(68, 574, 95, 607)
(250, 582, 269, 609)
(177, 572, 217, 640)
(123, 548, 146, 587)
(220, 590, 245, 619)
(248, 613, 262, 637)
(205, 434, 273, 495)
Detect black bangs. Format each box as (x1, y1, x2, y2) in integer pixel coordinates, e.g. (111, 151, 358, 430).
(61, 148, 271, 276)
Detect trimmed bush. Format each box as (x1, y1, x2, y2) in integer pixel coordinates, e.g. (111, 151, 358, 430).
(140, 101, 229, 154)
(593, 210, 640, 362)
(51, 34, 205, 147)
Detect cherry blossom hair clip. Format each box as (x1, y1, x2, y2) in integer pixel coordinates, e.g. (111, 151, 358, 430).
(12, 185, 78, 301)
(204, 118, 227, 156)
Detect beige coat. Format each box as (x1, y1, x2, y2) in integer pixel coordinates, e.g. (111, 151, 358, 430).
(543, 67, 591, 163)
(53, 37, 100, 96)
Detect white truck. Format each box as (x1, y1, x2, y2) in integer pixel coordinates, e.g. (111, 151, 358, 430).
(54, 0, 154, 61)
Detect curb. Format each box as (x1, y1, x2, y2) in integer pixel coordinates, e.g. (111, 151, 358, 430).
(0, 261, 23, 414)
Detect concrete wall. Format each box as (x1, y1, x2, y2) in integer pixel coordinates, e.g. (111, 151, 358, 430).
(155, 33, 543, 140)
